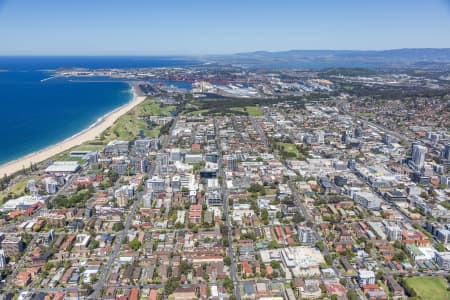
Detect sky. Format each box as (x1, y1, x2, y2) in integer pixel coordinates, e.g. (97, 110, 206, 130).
(0, 0, 450, 55)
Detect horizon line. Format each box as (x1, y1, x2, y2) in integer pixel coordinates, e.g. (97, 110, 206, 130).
(1, 47, 450, 57)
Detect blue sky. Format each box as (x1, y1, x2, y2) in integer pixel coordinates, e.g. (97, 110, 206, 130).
(0, 0, 449, 55)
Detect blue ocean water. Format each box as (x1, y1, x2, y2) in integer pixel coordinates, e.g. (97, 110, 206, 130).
(0, 57, 195, 165)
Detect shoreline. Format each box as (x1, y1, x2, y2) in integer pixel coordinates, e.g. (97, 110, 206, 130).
(0, 83, 146, 177)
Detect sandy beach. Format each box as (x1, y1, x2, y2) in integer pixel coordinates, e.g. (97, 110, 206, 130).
(0, 86, 146, 177)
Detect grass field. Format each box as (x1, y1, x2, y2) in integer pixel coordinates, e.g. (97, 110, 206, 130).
(230, 106, 263, 116)
(275, 142, 308, 160)
(184, 109, 209, 116)
(0, 176, 38, 204)
(51, 142, 106, 162)
(276, 142, 299, 157)
(102, 98, 176, 141)
(184, 99, 263, 117)
(244, 106, 263, 116)
(404, 276, 450, 300)
(185, 106, 263, 117)
(135, 100, 176, 117)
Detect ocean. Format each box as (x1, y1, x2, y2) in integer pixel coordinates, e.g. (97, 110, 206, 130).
(0, 56, 196, 165)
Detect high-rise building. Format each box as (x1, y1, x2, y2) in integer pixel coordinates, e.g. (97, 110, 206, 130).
(435, 252, 450, 270)
(442, 144, 450, 161)
(227, 155, 237, 171)
(156, 153, 169, 167)
(145, 176, 166, 192)
(205, 152, 218, 163)
(27, 180, 38, 196)
(354, 127, 363, 138)
(358, 270, 376, 286)
(169, 148, 182, 162)
(386, 224, 402, 241)
(297, 226, 316, 245)
(429, 132, 440, 144)
(0, 250, 6, 269)
(135, 159, 149, 174)
(411, 144, 427, 170)
(315, 130, 324, 144)
(341, 131, 348, 144)
(348, 159, 356, 170)
(44, 177, 58, 194)
(382, 134, 392, 145)
(207, 189, 222, 206)
(1, 235, 24, 257)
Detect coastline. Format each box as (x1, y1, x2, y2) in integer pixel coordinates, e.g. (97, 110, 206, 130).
(0, 83, 146, 177)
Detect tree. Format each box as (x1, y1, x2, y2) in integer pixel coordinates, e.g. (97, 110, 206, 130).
(43, 262, 54, 272)
(270, 260, 281, 269)
(260, 208, 269, 223)
(292, 212, 305, 223)
(420, 191, 429, 199)
(376, 270, 384, 280)
(112, 222, 124, 232)
(324, 254, 333, 266)
(164, 277, 180, 294)
(89, 239, 100, 250)
(223, 257, 231, 266)
(315, 241, 325, 251)
(344, 248, 355, 258)
(248, 183, 265, 194)
(180, 260, 191, 275)
(435, 243, 446, 252)
(347, 290, 358, 300)
(268, 240, 279, 249)
(223, 278, 234, 292)
(393, 251, 407, 262)
(129, 238, 141, 251)
(174, 222, 184, 229)
(276, 211, 283, 219)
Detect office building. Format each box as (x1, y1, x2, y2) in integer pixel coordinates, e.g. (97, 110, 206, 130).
(44, 177, 58, 194)
(226, 155, 237, 171)
(0, 250, 6, 268)
(386, 224, 402, 241)
(104, 140, 129, 156)
(169, 148, 183, 162)
(435, 252, 450, 270)
(411, 143, 427, 170)
(382, 134, 392, 145)
(358, 270, 375, 286)
(146, 177, 166, 192)
(207, 190, 222, 206)
(1, 235, 24, 257)
(442, 144, 450, 161)
(297, 226, 316, 245)
(353, 192, 381, 210)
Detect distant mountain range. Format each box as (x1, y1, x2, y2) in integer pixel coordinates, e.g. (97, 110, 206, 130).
(206, 48, 450, 69)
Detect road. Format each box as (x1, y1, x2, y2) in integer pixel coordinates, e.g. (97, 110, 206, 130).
(215, 117, 241, 300)
(89, 117, 178, 299)
(250, 115, 365, 297)
(1, 173, 77, 293)
(337, 101, 413, 144)
(4, 233, 40, 292)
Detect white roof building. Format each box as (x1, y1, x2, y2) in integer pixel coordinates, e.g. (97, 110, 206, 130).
(1, 195, 46, 212)
(45, 161, 80, 174)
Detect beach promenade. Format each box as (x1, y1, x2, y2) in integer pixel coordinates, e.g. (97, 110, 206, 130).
(0, 91, 146, 177)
